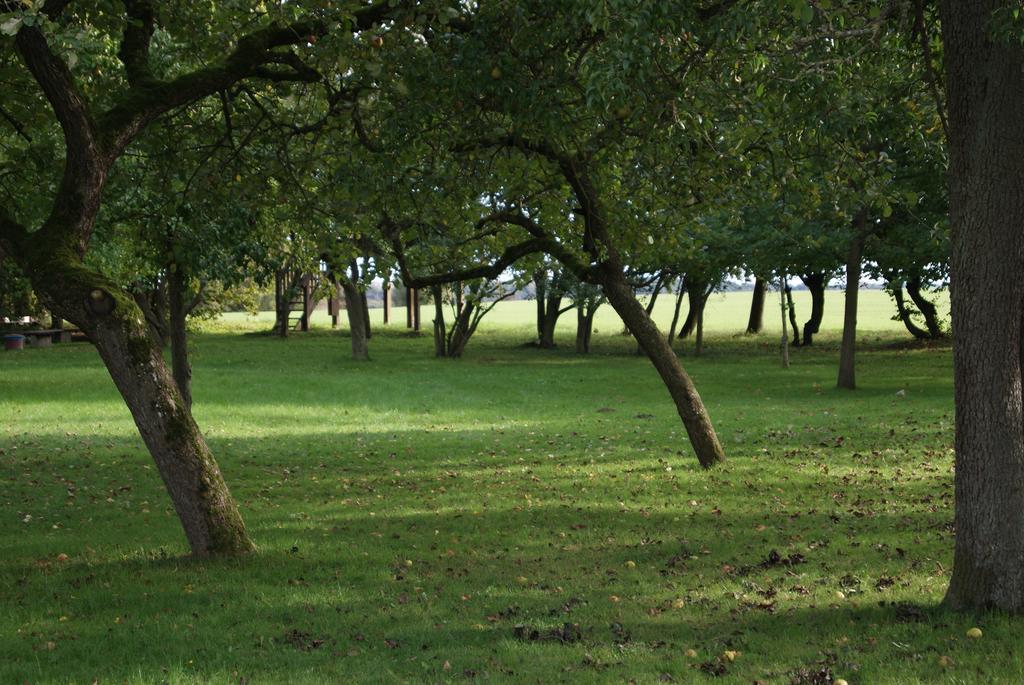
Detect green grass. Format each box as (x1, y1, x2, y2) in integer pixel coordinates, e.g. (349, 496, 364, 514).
(3, 290, 1007, 685)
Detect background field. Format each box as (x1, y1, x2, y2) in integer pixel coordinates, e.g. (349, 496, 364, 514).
(2, 290, 996, 685)
(217, 288, 952, 341)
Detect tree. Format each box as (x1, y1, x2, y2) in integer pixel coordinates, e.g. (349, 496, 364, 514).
(0, 0, 406, 555)
(939, 0, 1024, 612)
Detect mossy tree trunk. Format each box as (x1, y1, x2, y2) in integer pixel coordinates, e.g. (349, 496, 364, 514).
(0, 4, 403, 554)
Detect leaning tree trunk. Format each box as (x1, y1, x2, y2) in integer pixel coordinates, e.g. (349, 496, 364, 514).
(892, 281, 931, 340)
(746, 277, 767, 334)
(168, 264, 192, 410)
(786, 285, 801, 346)
(906, 276, 944, 339)
(22, 254, 253, 556)
(694, 292, 707, 357)
(666, 277, 686, 346)
(599, 268, 725, 467)
(799, 272, 826, 346)
(341, 267, 369, 361)
(941, 0, 1024, 612)
(837, 223, 865, 390)
(446, 302, 476, 358)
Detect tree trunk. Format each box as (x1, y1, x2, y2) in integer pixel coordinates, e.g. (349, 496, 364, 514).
(539, 294, 563, 348)
(892, 281, 931, 340)
(599, 268, 725, 468)
(412, 288, 421, 332)
(168, 264, 192, 410)
(23, 256, 253, 556)
(342, 266, 369, 361)
(432, 285, 447, 357)
(678, 280, 707, 340)
(361, 289, 371, 340)
(799, 272, 826, 346)
(534, 270, 547, 341)
(779, 276, 790, 369)
(575, 304, 597, 354)
(694, 294, 706, 357)
(906, 276, 943, 338)
(667, 277, 686, 347)
(837, 224, 865, 390)
(940, 0, 1024, 612)
(447, 302, 476, 358)
(133, 279, 168, 347)
(786, 285, 800, 346)
(746, 277, 767, 334)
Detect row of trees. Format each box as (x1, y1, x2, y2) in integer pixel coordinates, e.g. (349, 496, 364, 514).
(0, 0, 1019, 611)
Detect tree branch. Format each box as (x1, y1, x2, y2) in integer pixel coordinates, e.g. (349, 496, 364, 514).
(391, 233, 549, 288)
(118, 0, 157, 86)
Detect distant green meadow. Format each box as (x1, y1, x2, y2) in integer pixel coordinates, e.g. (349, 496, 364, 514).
(3, 289, 1003, 685)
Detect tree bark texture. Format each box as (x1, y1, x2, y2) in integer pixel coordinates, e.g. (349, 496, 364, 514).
(941, 0, 1024, 612)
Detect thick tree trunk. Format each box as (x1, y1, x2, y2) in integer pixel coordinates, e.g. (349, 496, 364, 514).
(539, 294, 563, 348)
(168, 264, 192, 410)
(837, 226, 865, 390)
(341, 267, 369, 361)
(906, 276, 943, 338)
(599, 268, 725, 467)
(892, 281, 931, 340)
(24, 257, 253, 556)
(746, 277, 767, 334)
(786, 286, 800, 346)
(941, 0, 1024, 612)
(799, 272, 826, 346)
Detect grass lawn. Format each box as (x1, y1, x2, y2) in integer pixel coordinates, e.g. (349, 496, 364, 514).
(3, 290, 1007, 685)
